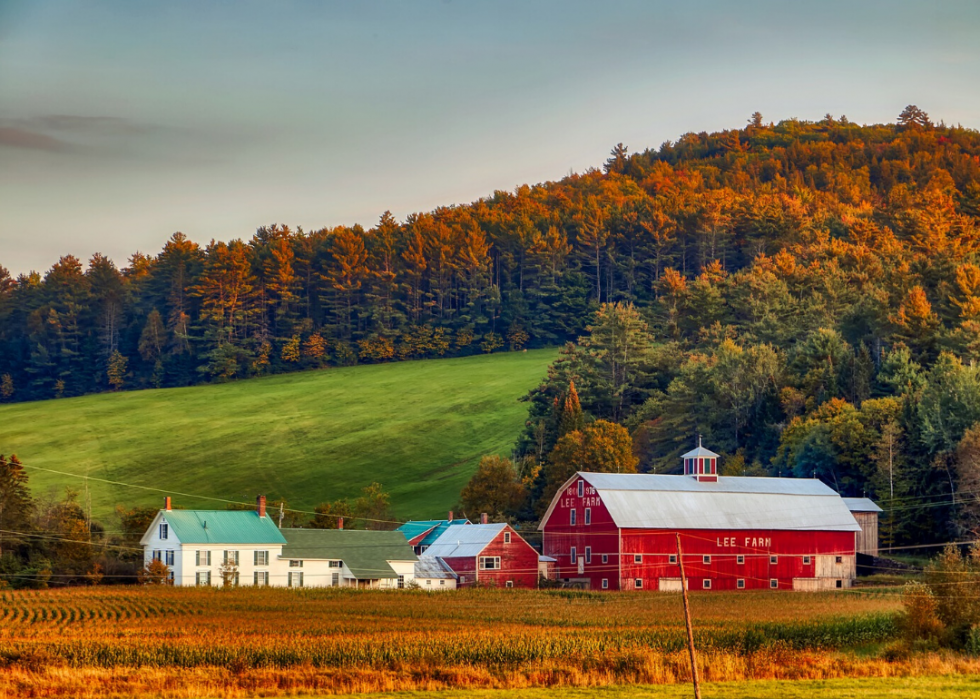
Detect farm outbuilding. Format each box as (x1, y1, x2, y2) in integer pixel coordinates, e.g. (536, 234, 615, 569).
(397, 513, 471, 555)
(420, 522, 539, 588)
(539, 443, 861, 592)
(843, 498, 883, 557)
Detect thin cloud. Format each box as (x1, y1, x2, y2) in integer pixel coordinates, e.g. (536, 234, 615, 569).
(0, 126, 68, 152)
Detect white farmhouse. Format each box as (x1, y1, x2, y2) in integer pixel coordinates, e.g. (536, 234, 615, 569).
(141, 496, 419, 588)
(140, 496, 286, 586)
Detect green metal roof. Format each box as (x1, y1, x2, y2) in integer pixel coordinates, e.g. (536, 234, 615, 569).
(162, 510, 287, 545)
(281, 529, 417, 579)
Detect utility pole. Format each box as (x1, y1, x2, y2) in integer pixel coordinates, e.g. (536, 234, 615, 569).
(278, 502, 284, 529)
(676, 533, 701, 699)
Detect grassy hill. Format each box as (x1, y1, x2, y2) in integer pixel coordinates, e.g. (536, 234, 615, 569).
(0, 349, 554, 523)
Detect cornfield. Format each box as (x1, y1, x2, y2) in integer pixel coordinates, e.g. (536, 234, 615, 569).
(0, 586, 976, 698)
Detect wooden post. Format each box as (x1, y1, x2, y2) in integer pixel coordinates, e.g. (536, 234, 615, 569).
(676, 533, 701, 699)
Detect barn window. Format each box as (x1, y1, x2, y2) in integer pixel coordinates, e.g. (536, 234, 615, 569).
(254, 551, 269, 566)
(577, 481, 584, 497)
(703, 555, 711, 565)
(836, 579, 843, 588)
(479, 556, 501, 570)
(570, 510, 577, 526)
(634, 554, 642, 564)
(803, 556, 811, 565)
(570, 547, 577, 564)
(669, 554, 677, 564)
(165, 550, 174, 566)
(602, 578, 609, 589)
(159, 523, 168, 540)
(769, 579, 778, 589)
(835, 556, 843, 564)
(602, 554, 609, 564)
(504, 532, 511, 544)
(737, 579, 745, 589)
(585, 508, 591, 525)
(585, 547, 592, 564)
(506, 581, 513, 588)
(770, 555, 778, 565)
(703, 579, 711, 589)
(634, 578, 643, 589)
(737, 555, 744, 565)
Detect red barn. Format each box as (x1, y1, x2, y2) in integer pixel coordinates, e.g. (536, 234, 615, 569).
(420, 523, 539, 588)
(539, 443, 860, 592)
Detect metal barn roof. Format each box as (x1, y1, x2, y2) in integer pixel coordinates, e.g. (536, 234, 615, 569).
(397, 518, 470, 547)
(157, 510, 287, 545)
(280, 529, 417, 580)
(414, 557, 457, 580)
(539, 473, 860, 532)
(420, 523, 507, 559)
(681, 445, 720, 459)
(843, 497, 884, 513)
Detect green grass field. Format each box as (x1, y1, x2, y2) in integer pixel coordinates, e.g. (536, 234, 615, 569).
(331, 676, 980, 699)
(0, 349, 554, 521)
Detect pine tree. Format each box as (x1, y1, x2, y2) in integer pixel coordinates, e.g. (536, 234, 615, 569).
(0, 454, 34, 556)
(138, 310, 167, 362)
(558, 381, 584, 437)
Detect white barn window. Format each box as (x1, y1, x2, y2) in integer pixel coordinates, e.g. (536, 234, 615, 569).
(577, 480, 584, 497)
(737, 579, 745, 589)
(570, 510, 577, 526)
(585, 508, 591, 525)
(479, 556, 501, 570)
(570, 547, 577, 564)
(703, 579, 711, 589)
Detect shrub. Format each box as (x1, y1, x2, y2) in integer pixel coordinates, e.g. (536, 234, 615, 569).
(899, 581, 944, 643)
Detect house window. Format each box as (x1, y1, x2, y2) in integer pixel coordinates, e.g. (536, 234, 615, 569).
(570, 510, 577, 526)
(635, 578, 643, 589)
(570, 547, 577, 564)
(254, 571, 268, 586)
(254, 551, 269, 566)
(506, 580, 514, 588)
(504, 532, 511, 544)
(601, 579, 609, 589)
(232, 572, 240, 587)
(289, 560, 303, 568)
(770, 579, 778, 589)
(426, 580, 432, 586)
(152, 550, 162, 562)
(165, 550, 175, 566)
(703, 555, 711, 565)
(669, 554, 677, 564)
(703, 579, 711, 589)
(398, 575, 405, 589)
(803, 556, 811, 565)
(196, 550, 211, 566)
(439, 580, 445, 586)
(602, 554, 609, 564)
(585, 547, 592, 564)
(159, 523, 168, 540)
(577, 481, 584, 497)
(196, 571, 211, 586)
(835, 556, 843, 564)
(770, 555, 778, 565)
(289, 572, 304, 588)
(737, 579, 745, 589)
(585, 508, 591, 525)
(737, 555, 745, 565)
(328, 560, 342, 568)
(332, 573, 340, 586)
(479, 556, 501, 570)
(223, 551, 239, 566)
(634, 554, 642, 564)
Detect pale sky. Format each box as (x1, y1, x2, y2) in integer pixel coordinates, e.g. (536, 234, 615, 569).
(2, 0, 979, 275)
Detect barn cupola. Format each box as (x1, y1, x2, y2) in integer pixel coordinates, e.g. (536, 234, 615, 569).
(681, 437, 719, 483)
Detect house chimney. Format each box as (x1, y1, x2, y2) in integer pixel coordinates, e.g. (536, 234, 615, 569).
(337, 517, 344, 530)
(448, 510, 454, 522)
(480, 513, 488, 524)
(256, 495, 267, 518)
(164, 496, 171, 511)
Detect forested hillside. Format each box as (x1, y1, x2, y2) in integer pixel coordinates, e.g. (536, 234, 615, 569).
(3, 106, 980, 546)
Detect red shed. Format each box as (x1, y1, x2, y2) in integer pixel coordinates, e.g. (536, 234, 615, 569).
(539, 443, 860, 592)
(420, 523, 539, 588)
